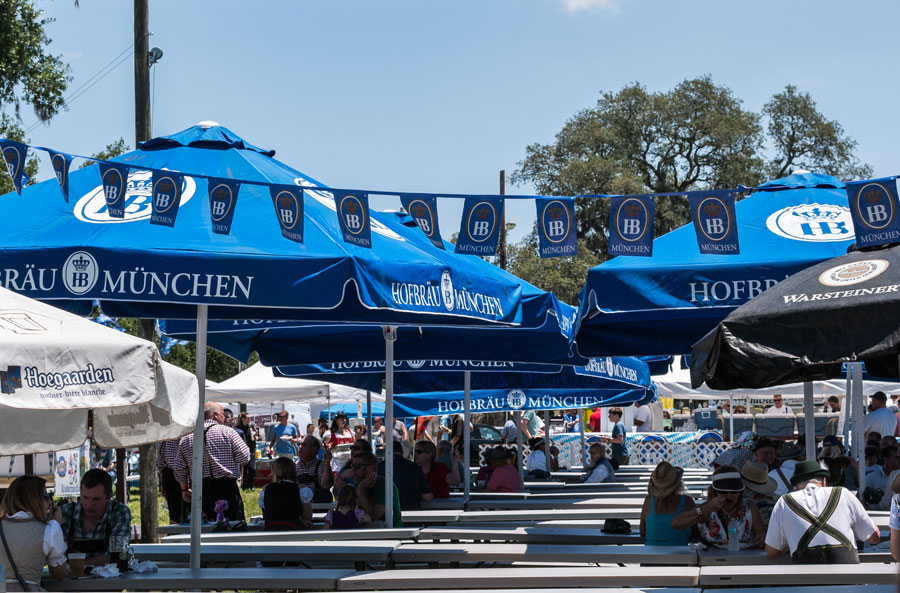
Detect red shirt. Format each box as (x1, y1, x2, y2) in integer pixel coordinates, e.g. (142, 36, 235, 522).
(426, 461, 451, 498)
(588, 409, 604, 432)
(486, 464, 521, 493)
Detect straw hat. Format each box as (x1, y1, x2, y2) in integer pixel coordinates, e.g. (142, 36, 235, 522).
(740, 460, 776, 495)
(485, 446, 513, 462)
(648, 462, 683, 498)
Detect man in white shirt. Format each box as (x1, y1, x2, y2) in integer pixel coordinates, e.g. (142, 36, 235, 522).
(867, 444, 899, 505)
(633, 402, 651, 432)
(769, 442, 803, 496)
(864, 391, 898, 439)
(766, 459, 879, 563)
(765, 394, 794, 416)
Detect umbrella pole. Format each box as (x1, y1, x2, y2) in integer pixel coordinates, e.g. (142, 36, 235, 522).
(463, 372, 471, 501)
(803, 382, 815, 461)
(189, 305, 208, 570)
(578, 412, 586, 468)
(366, 391, 373, 452)
(542, 410, 551, 470)
(841, 373, 851, 444)
(729, 393, 734, 442)
(383, 327, 396, 528)
(516, 411, 524, 487)
(852, 362, 865, 498)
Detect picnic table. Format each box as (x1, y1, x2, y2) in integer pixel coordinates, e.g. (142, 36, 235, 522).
(697, 547, 893, 565)
(132, 541, 398, 570)
(390, 543, 697, 566)
(458, 508, 642, 523)
(418, 526, 642, 545)
(44, 568, 353, 591)
(698, 564, 899, 587)
(466, 498, 647, 511)
(162, 527, 420, 544)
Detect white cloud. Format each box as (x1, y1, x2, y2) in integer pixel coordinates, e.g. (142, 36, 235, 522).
(558, 0, 624, 14)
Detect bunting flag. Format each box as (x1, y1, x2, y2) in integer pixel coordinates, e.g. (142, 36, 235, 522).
(334, 189, 372, 248)
(98, 162, 130, 218)
(207, 178, 241, 235)
(536, 197, 577, 258)
(400, 193, 444, 249)
(689, 190, 739, 255)
(455, 197, 503, 256)
(608, 195, 654, 257)
(846, 177, 900, 248)
(270, 185, 304, 243)
(0, 139, 29, 195)
(46, 150, 74, 203)
(150, 170, 185, 227)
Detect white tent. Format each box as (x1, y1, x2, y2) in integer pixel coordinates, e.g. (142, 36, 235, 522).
(0, 286, 198, 454)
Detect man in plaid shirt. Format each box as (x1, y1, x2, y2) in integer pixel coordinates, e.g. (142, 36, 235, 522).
(174, 401, 251, 522)
(156, 439, 183, 523)
(60, 469, 132, 566)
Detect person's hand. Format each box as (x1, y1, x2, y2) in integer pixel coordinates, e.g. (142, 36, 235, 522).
(749, 533, 765, 549)
(452, 448, 461, 462)
(359, 471, 377, 489)
(182, 488, 192, 502)
(86, 553, 110, 567)
(702, 495, 725, 514)
(300, 519, 314, 529)
(266, 447, 273, 457)
(323, 449, 332, 463)
(48, 505, 61, 524)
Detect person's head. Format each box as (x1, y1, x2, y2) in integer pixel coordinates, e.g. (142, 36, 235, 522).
(79, 468, 113, 521)
(353, 424, 368, 438)
(740, 460, 777, 496)
(648, 461, 684, 500)
(373, 416, 383, 428)
(415, 440, 437, 467)
(588, 442, 606, 464)
(662, 410, 671, 419)
(789, 459, 830, 489)
(827, 395, 841, 410)
(485, 446, 513, 467)
(276, 410, 289, 425)
(608, 408, 623, 422)
(350, 438, 371, 456)
(237, 411, 251, 427)
(776, 442, 804, 464)
(438, 440, 453, 457)
(529, 437, 545, 452)
(336, 484, 358, 509)
(753, 438, 777, 467)
(721, 401, 730, 411)
(883, 445, 900, 473)
(351, 451, 378, 481)
(223, 408, 234, 426)
(882, 436, 897, 450)
(299, 435, 321, 461)
(331, 414, 347, 433)
(708, 465, 745, 507)
(271, 456, 298, 483)
(871, 391, 888, 410)
(204, 401, 225, 423)
(306, 423, 315, 435)
(865, 445, 880, 467)
(0, 475, 49, 523)
(772, 394, 784, 408)
(734, 405, 746, 414)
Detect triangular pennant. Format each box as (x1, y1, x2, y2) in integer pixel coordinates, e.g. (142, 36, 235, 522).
(846, 178, 900, 248)
(98, 162, 130, 218)
(608, 195, 655, 257)
(455, 197, 503, 256)
(150, 170, 185, 227)
(0, 139, 29, 195)
(270, 185, 304, 243)
(689, 190, 740, 255)
(207, 178, 241, 235)
(535, 197, 577, 258)
(334, 190, 372, 248)
(46, 150, 74, 203)
(400, 193, 444, 249)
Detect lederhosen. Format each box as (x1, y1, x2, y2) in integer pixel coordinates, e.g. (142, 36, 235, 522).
(298, 459, 333, 503)
(200, 425, 245, 522)
(782, 487, 858, 564)
(66, 505, 111, 558)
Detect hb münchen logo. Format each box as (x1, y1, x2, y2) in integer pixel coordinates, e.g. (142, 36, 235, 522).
(209, 183, 236, 222)
(766, 203, 853, 243)
(696, 197, 732, 241)
(854, 183, 895, 230)
(409, 199, 438, 238)
(440, 271, 455, 311)
(275, 191, 301, 229)
(339, 194, 367, 235)
(541, 200, 571, 243)
(615, 198, 650, 242)
(466, 202, 497, 242)
(506, 389, 526, 410)
(63, 251, 99, 295)
(75, 170, 196, 224)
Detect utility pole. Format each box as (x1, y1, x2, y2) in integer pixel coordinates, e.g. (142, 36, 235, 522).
(133, 0, 158, 543)
(498, 170, 507, 270)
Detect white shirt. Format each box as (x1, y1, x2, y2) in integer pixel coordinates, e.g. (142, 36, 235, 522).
(880, 469, 900, 511)
(583, 462, 611, 483)
(258, 483, 314, 509)
(890, 494, 900, 530)
(865, 465, 889, 495)
(5, 511, 67, 567)
(769, 459, 798, 497)
(525, 449, 549, 472)
(633, 406, 651, 432)
(765, 404, 794, 416)
(864, 407, 898, 438)
(765, 484, 877, 555)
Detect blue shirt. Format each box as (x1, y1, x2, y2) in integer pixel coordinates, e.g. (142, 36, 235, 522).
(272, 422, 299, 455)
(611, 422, 627, 457)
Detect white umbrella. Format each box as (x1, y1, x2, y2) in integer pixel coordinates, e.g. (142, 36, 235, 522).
(0, 286, 197, 454)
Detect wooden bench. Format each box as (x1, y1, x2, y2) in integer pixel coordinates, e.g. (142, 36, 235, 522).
(44, 567, 352, 591)
(698, 564, 899, 587)
(162, 527, 420, 543)
(336, 566, 700, 590)
(132, 542, 398, 570)
(418, 526, 642, 545)
(391, 543, 697, 567)
(698, 547, 893, 565)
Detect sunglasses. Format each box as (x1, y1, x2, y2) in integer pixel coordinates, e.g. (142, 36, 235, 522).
(415, 449, 429, 454)
(351, 463, 371, 469)
(351, 445, 366, 451)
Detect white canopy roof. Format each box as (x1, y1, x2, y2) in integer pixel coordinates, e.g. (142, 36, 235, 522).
(207, 362, 384, 404)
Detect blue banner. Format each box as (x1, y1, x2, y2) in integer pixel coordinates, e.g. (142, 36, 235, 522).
(207, 178, 240, 235)
(689, 191, 739, 255)
(400, 193, 444, 249)
(47, 150, 73, 203)
(150, 171, 184, 227)
(98, 162, 130, 219)
(536, 197, 576, 258)
(334, 190, 372, 248)
(455, 197, 502, 256)
(0, 139, 28, 195)
(609, 196, 654, 257)
(270, 185, 305, 243)
(846, 178, 900, 247)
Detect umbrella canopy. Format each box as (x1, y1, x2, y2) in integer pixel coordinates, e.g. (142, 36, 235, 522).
(0, 285, 197, 453)
(572, 172, 856, 356)
(0, 123, 526, 326)
(690, 243, 900, 390)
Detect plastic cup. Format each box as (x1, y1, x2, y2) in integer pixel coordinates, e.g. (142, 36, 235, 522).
(68, 553, 86, 578)
(476, 479, 486, 488)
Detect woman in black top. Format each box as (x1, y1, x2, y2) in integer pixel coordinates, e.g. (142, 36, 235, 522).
(234, 412, 258, 490)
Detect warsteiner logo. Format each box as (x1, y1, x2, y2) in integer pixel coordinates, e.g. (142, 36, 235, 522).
(506, 389, 526, 410)
(818, 259, 889, 287)
(63, 251, 99, 295)
(0, 366, 22, 394)
(74, 170, 196, 224)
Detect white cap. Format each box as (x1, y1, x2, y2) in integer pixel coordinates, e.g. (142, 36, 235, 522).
(197, 120, 220, 129)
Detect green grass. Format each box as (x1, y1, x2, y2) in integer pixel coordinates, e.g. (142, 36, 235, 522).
(126, 487, 262, 526)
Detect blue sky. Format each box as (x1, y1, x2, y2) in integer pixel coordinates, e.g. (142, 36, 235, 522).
(17, 0, 900, 244)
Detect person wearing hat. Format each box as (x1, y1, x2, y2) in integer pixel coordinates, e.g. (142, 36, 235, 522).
(765, 459, 879, 563)
(864, 391, 898, 440)
(582, 442, 616, 484)
(640, 462, 694, 546)
(475, 446, 521, 493)
(819, 437, 855, 490)
(769, 442, 804, 497)
(688, 465, 764, 548)
(741, 461, 777, 529)
(524, 438, 559, 480)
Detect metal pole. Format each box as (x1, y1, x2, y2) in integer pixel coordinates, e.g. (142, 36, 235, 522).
(841, 373, 851, 444)
(542, 410, 551, 470)
(852, 363, 865, 498)
(578, 411, 586, 468)
(729, 393, 734, 442)
(498, 170, 507, 270)
(366, 391, 373, 451)
(189, 305, 208, 569)
(463, 372, 471, 499)
(383, 327, 396, 527)
(803, 382, 815, 461)
(515, 411, 524, 486)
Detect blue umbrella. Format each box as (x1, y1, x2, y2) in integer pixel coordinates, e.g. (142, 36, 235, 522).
(572, 172, 856, 357)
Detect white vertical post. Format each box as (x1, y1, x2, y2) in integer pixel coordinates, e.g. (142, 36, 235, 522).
(515, 411, 524, 486)
(189, 305, 208, 570)
(366, 391, 373, 451)
(578, 410, 587, 467)
(542, 410, 551, 470)
(803, 382, 815, 461)
(728, 393, 734, 442)
(841, 374, 851, 444)
(852, 363, 865, 498)
(383, 327, 396, 527)
(463, 371, 471, 499)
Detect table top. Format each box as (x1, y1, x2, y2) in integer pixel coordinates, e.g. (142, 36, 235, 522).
(132, 541, 400, 563)
(162, 527, 420, 544)
(698, 563, 899, 586)
(391, 543, 697, 565)
(466, 498, 647, 511)
(44, 568, 353, 591)
(458, 507, 642, 522)
(697, 547, 892, 565)
(418, 526, 642, 545)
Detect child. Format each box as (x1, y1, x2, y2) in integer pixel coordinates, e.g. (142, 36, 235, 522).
(323, 485, 370, 529)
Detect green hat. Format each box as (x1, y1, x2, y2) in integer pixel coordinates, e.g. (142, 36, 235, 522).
(789, 459, 830, 487)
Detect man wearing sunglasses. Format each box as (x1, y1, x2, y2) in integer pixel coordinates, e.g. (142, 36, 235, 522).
(352, 452, 403, 527)
(268, 411, 299, 459)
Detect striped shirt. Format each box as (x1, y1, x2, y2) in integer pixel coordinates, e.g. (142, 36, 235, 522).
(156, 439, 180, 471)
(173, 420, 251, 483)
(296, 457, 330, 488)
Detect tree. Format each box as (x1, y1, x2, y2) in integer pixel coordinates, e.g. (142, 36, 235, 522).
(507, 231, 601, 306)
(763, 85, 873, 180)
(0, 114, 39, 195)
(79, 137, 129, 168)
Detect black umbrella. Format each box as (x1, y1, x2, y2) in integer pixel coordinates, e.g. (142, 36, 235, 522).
(690, 243, 900, 390)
